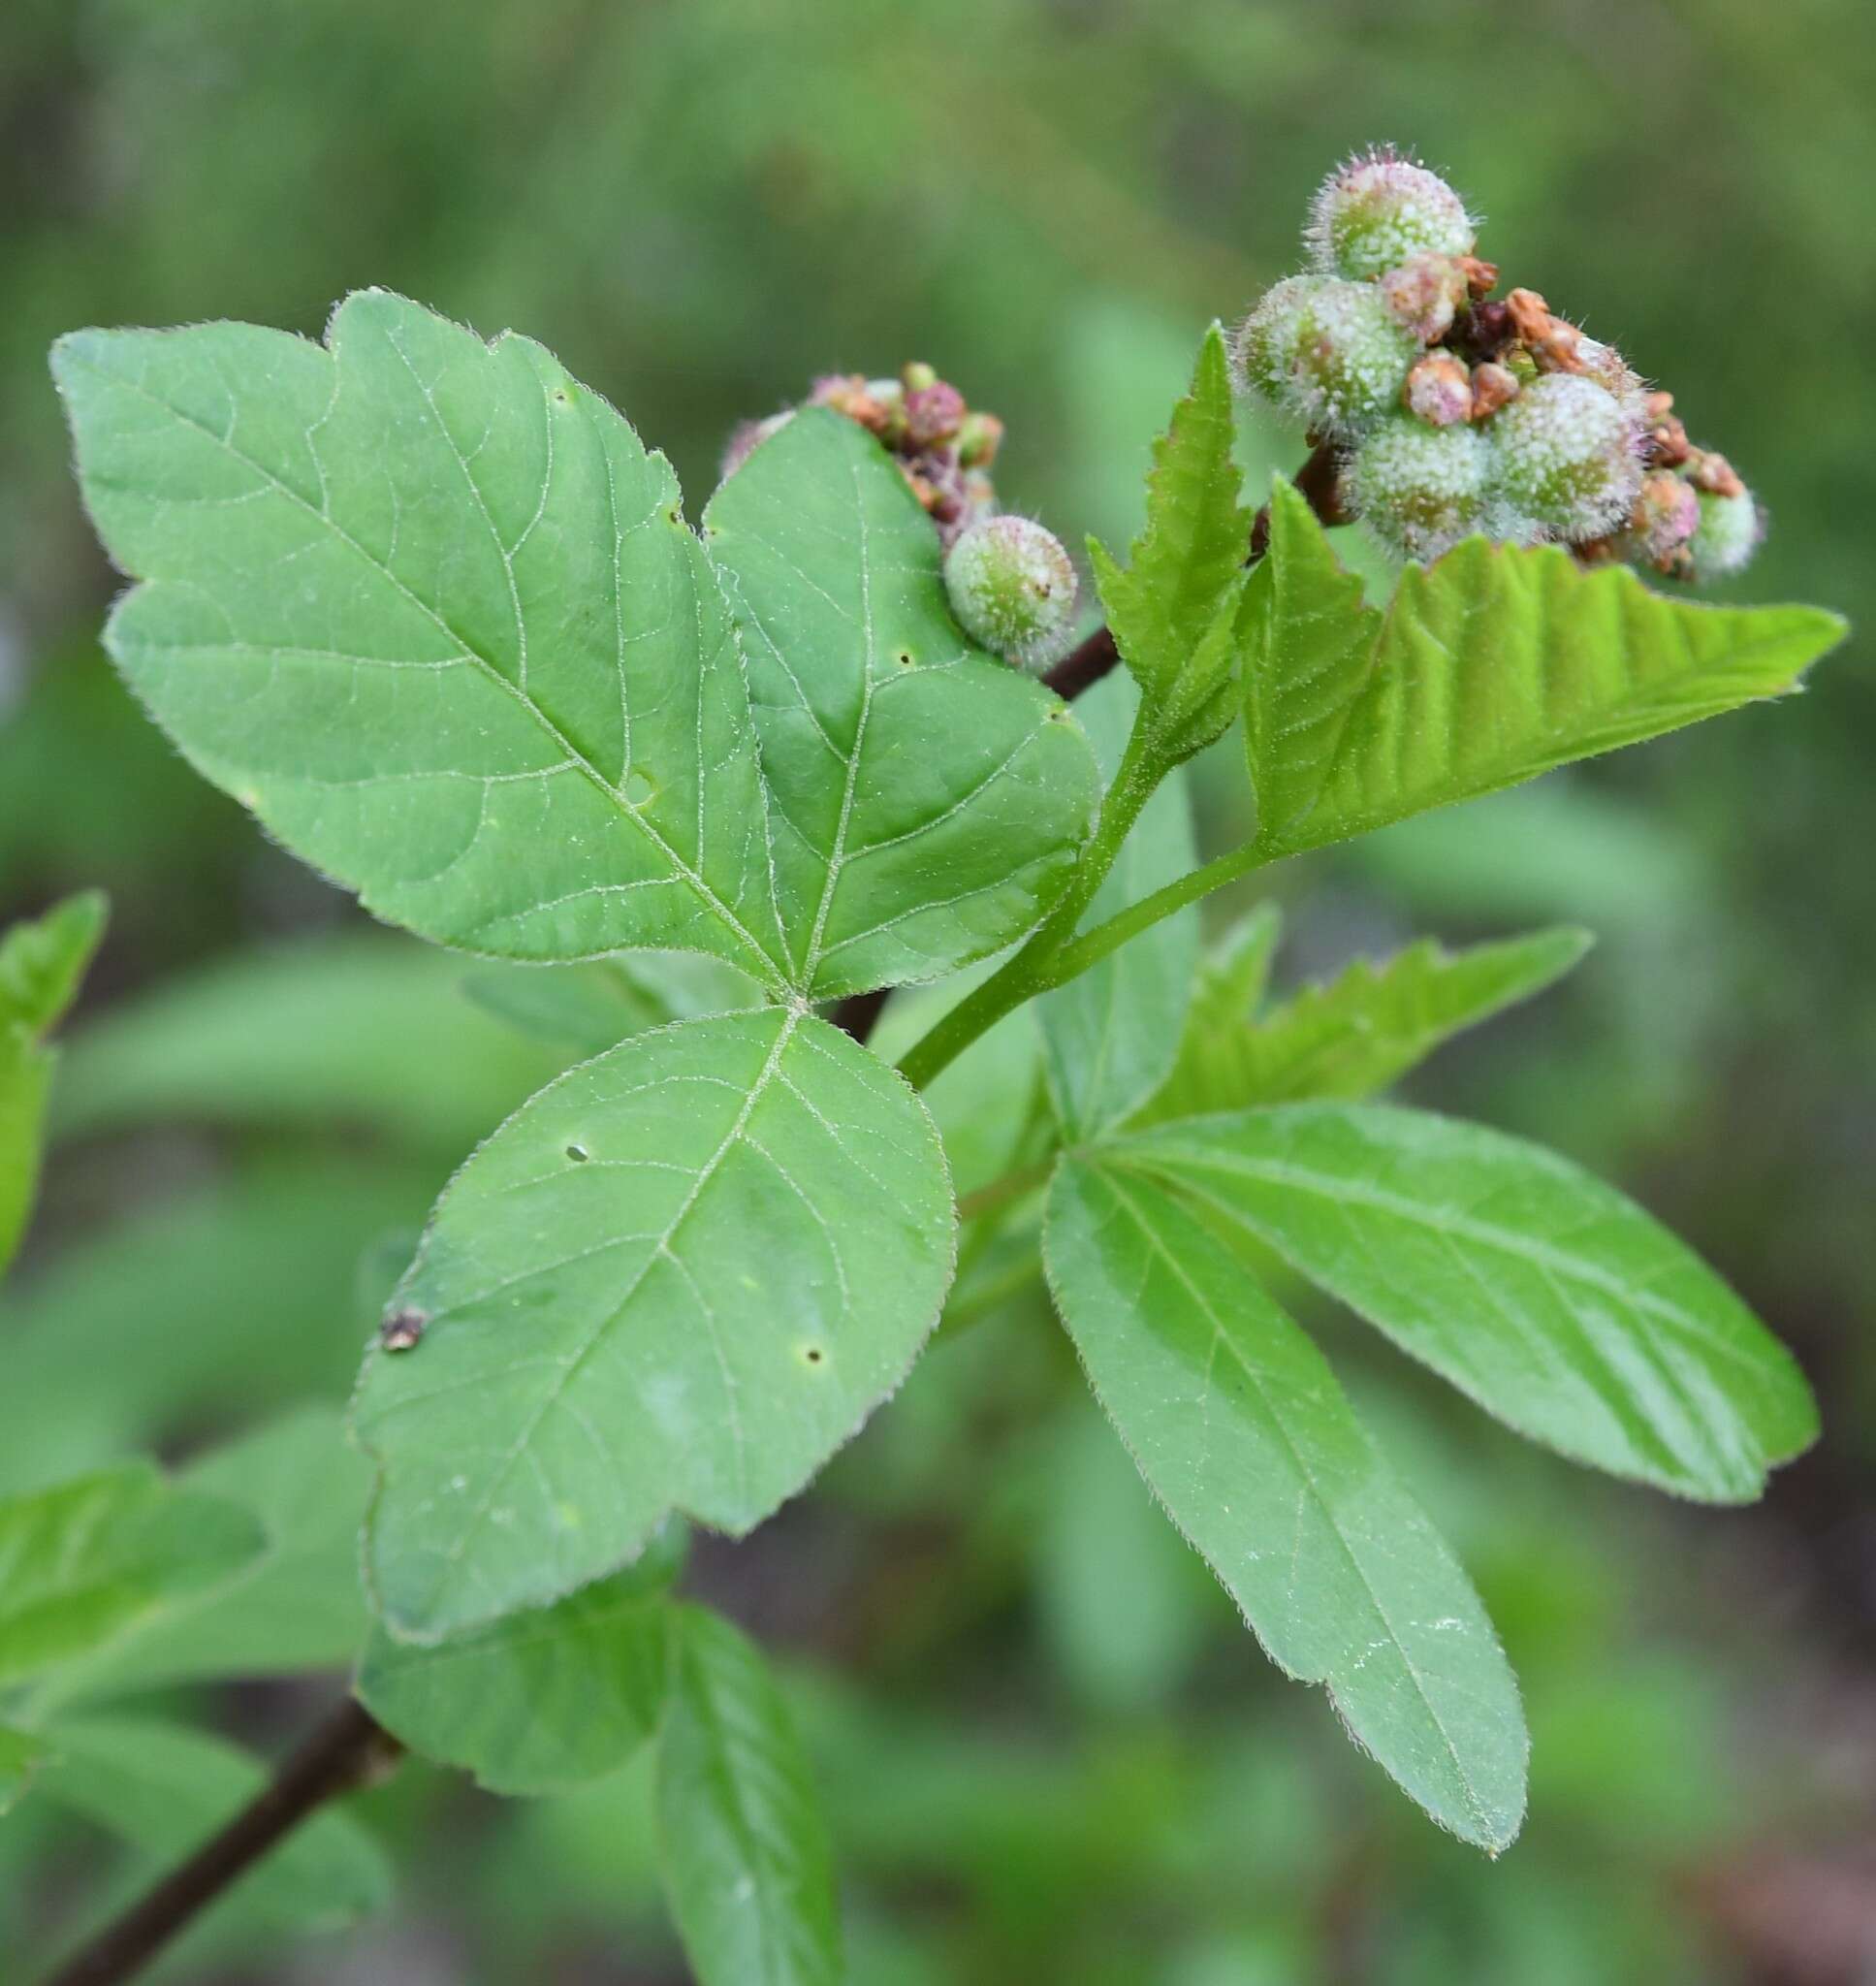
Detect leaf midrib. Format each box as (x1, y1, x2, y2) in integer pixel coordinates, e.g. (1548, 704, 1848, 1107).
(72, 344, 787, 990)
(1092, 1164, 1501, 1841)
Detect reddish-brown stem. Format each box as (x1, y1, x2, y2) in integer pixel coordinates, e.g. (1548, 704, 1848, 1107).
(43, 1698, 404, 1986)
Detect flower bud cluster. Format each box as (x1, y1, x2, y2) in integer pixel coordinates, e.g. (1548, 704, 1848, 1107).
(721, 361, 1002, 548)
(1234, 147, 1760, 579)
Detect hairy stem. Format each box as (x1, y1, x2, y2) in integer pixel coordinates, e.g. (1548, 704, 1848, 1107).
(43, 1699, 403, 1986)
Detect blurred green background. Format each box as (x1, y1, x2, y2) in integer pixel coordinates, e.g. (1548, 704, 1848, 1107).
(3, 0, 1872, 1978)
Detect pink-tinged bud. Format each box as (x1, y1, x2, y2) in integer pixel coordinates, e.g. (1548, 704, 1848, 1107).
(1380, 254, 1470, 343)
(719, 409, 796, 481)
(905, 380, 966, 449)
(943, 515, 1079, 672)
(1486, 372, 1645, 543)
(1307, 147, 1476, 280)
(1627, 470, 1701, 566)
(901, 360, 938, 395)
(1348, 415, 1489, 563)
(1470, 362, 1519, 420)
(1234, 272, 1419, 438)
(1687, 483, 1763, 581)
(1403, 352, 1473, 427)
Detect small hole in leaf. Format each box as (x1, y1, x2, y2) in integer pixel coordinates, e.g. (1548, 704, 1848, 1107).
(896, 649, 915, 668)
(566, 1142, 589, 1163)
(552, 387, 572, 406)
(803, 1346, 824, 1365)
(1046, 705, 1072, 722)
(666, 505, 683, 526)
(623, 768, 657, 807)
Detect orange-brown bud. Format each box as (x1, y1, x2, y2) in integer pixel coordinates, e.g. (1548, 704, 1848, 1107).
(1469, 361, 1520, 420)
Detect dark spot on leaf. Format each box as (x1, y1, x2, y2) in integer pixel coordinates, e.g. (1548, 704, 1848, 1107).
(380, 1308, 428, 1353)
(896, 649, 915, 668)
(803, 1346, 824, 1364)
(566, 1141, 589, 1163)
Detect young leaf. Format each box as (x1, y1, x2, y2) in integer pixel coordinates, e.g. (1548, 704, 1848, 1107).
(0, 1723, 49, 1815)
(355, 1009, 954, 1640)
(704, 408, 1099, 998)
(31, 1412, 373, 1709)
(1115, 1105, 1818, 1500)
(1036, 671, 1198, 1138)
(1088, 323, 1250, 751)
(53, 293, 791, 981)
(1134, 927, 1589, 1124)
(1243, 479, 1848, 858)
(0, 892, 107, 1277)
(1043, 1158, 1527, 1849)
(36, 1715, 390, 1933)
(657, 1606, 843, 1986)
(357, 1522, 683, 1796)
(0, 891, 107, 1036)
(0, 1462, 263, 1687)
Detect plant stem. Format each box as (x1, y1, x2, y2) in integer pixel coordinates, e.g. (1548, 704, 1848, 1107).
(43, 1698, 403, 1986)
(897, 723, 1163, 1091)
(1048, 837, 1278, 985)
(955, 1158, 1056, 1224)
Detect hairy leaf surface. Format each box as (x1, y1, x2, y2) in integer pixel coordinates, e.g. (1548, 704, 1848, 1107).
(355, 1009, 953, 1639)
(1116, 1105, 1817, 1499)
(1243, 480, 1848, 856)
(706, 408, 1099, 996)
(1089, 324, 1250, 748)
(657, 1606, 842, 1986)
(1045, 1158, 1527, 1848)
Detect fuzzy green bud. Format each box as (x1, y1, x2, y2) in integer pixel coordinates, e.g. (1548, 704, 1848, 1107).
(1686, 484, 1762, 581)
(1307, 148, 1476, 280)
(1486, 373, 1643, 543)
(1348, 415, 1489, 563)
(943, 516, 1079, 672)
(1234, 273, 1419, 438)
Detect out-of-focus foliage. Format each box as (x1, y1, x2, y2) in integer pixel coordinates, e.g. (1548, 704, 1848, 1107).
(3, 0, 1870, 1978)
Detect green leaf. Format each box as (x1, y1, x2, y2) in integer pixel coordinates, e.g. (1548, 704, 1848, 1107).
(1243, 479, 1849, 858)
(0, 1462, 264, 1688)
(355, 1009, 954, 1640)
(657, 1605, 842, 1986)
(1136, 926, 1589, 1124)
(53, 292, 790, 981)
(52, 931, 568, 1151)
(1088, 324, 1250, 749)
(1114, 1104, 1818, 1500)
(0, 891, 107, 1036)
(358, 1521, 683, 1795)
(0, 893, 107, 1278)
(31, 1413, 373, 1709)
(704, 407, 1099, 997)
(35, 1714, 390, 1933)
(1036, 671, 1198, 1137)
(1043, 1158, 1527, 1849)
(0, 1723, 49, 1815)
